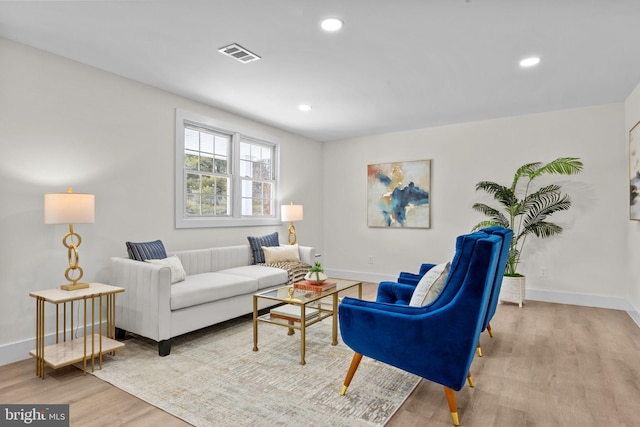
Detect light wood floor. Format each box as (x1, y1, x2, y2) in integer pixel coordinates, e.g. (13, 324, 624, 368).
(2, 282, 640, 426)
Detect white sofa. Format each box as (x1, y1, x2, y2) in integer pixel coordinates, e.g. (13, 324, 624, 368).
(110, 244, 315, 355)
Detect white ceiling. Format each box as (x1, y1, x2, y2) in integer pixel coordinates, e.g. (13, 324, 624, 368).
(2, 1, 640, 142)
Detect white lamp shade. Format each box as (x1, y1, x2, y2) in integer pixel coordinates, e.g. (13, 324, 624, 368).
(281, 204, 303, 222)
(44, 192, 95, 224)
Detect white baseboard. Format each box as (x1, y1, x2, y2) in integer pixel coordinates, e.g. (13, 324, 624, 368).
(627, 300, 640, 328)
(0, 338, 38, 367)
(524, 288, 631, 311)
(326, 268, 397, 284)
(0, 322, 110, 368)
(327, 268, 640, 324)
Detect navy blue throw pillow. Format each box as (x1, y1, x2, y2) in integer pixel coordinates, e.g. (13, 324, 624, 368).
(126, 240, 167, 261)
(247, 232, 279, 264)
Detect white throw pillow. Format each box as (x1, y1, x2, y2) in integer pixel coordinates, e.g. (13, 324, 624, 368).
(262, 244, 300, 264)
(409, 262, 451, 306)
(146, 255, 187, 284)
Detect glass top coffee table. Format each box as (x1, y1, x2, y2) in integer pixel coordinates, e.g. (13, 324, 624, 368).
(253, 278, 362, 365)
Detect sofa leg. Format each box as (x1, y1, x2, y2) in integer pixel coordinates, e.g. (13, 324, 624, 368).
(158, 340, 172, 356)
(115, 327, 127, 340)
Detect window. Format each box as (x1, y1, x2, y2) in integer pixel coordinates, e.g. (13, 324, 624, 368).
(175, 109, 280, 228)
(240, 138, 275, 216)
(184, 126, 231, 217)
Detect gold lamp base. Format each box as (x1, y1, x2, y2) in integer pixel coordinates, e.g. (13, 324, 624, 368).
(59, 222, 90, 291)
(288, 222, 297, 245)
(60, 282, 90, 291)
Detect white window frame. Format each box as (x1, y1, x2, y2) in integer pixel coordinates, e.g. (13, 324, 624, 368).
(175, 109, 281, 228)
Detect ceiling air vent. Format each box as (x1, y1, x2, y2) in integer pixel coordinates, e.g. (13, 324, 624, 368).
(218, 43, 261, 63)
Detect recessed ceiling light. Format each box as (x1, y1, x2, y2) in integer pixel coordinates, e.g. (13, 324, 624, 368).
(321, 18, 343, 32)
(519, 56, 541, 67)
(298, 104, 312, 112)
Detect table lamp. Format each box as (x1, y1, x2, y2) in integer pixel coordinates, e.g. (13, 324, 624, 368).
(281, 202, 303, 245)
(44, 188, 95, 291)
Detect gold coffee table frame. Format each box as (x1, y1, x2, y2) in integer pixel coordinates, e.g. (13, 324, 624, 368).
(253, 278, 362, 365)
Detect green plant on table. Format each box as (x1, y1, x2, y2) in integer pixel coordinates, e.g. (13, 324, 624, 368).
(308, 262, 324, 282)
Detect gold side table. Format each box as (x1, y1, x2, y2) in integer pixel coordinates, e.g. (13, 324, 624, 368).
(29, 283, 125, 379)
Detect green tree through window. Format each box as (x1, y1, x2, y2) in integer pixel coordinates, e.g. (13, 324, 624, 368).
(184, 126, 231, 216)
(176, 110, 279, 228)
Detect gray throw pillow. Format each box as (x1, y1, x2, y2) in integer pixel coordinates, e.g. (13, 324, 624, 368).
(409, 262, 451, 306)
(146, 255, 187, 284)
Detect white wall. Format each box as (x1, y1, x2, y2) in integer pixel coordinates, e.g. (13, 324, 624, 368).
(3, 34, 637, 366)
(323, 104, 630, 310)
(0, 38, 324, 364)
(625, 82, 640, 321)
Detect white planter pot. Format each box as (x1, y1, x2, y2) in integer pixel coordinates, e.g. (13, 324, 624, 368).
(304, 271, 328, 284)
(499, 276, 526, 308)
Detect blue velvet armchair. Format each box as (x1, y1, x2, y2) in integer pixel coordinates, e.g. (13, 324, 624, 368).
(379, 226, 512, 356)
(476, 226, 512, 342)
(338, 231, 503, 425)
(397, 262, 436, 286)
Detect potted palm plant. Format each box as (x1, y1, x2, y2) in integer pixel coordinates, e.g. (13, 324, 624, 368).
(471, 157, 584, 307)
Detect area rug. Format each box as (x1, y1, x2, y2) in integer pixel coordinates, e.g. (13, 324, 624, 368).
(91, 315, 420, 426)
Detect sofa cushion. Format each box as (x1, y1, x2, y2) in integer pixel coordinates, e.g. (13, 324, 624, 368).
(262, 244, 300, 264)
(146, 255, 187, 284)
(172, 249, 213, 275)
(170, 273, 259, 310)
(209, 245, 253, 271)
(219, 265, 287, 290)
(126, 240, 167, 261)
(409, 262, 451, 306)
(247, 232, 279, 264)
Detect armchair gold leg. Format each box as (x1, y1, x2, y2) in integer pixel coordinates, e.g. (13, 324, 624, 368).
(444, 386, 460, 426)
(467, 372, 474, 388)
(487, 323, 493, 338)
(476, 343, 482, 357)
(340, 352, 363, 396)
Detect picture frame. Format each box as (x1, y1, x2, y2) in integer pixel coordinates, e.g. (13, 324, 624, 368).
(630, 120, 640, 220)
(367, 160, 431, 228)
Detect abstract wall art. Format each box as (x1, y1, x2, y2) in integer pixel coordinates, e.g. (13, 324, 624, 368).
(630, 120, 640, 220)
(367, 160, 431, 228)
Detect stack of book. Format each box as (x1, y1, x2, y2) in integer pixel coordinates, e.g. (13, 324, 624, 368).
(293, 280, 337, 293)
(270, 304, 319, 322)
